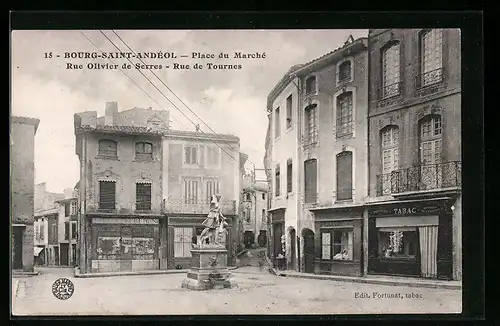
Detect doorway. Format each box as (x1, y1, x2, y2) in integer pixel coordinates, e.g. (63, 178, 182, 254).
(244, 231, 255, 248)
(13, 227, 24, 270)
(60, 243, 69, 266)
(289, 228, 296, 270)
(54, 246, 60, 266)
(273, 223, 283, 259)
(302, 228, 315, 273)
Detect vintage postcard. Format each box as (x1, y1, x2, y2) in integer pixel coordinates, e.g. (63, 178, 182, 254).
(11, 28, 462, 316)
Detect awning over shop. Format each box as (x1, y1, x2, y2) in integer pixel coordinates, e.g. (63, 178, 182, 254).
(34, 247, 44, 256)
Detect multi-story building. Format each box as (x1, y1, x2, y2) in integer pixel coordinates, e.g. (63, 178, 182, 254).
(34, 182, 64, 266)
(367, 29, 461, 280)
(74, 103, 168, 274)
(294, 36, 369, 277)
(55, 187, 79, 267)
(266, 64, 303, 270)
(266, 35, 369, 276)
(11, 116, 40, 272)
(162, 130, 240, 269)
(241, 172, 269, 248)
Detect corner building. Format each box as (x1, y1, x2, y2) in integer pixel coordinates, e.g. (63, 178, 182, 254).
(366, 29, 461, 281)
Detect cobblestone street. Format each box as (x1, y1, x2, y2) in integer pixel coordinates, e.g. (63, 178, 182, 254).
(12, 267, 461, 315)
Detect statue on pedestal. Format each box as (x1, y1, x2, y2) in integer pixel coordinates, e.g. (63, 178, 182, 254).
(197, 195, 228, 247)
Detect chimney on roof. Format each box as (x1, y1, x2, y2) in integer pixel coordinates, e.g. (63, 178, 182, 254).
(104, 102, 118, 126)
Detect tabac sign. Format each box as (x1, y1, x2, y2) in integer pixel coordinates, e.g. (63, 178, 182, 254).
(368, 201, 446, 217)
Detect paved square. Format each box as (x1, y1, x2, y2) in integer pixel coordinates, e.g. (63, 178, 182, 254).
(12, 267, 461, 315)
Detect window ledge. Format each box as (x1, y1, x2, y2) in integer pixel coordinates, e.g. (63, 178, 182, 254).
(96, 155, 119, 161)
(182, 164, 200, 169)
(336, 78, 353, 87)
(133, 158, 155, 163)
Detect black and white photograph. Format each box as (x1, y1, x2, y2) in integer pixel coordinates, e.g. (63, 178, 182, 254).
(11, 25, 466, 316)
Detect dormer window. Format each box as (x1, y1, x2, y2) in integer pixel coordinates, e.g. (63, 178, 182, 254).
(135, 142, 153, 160)
(98, 139, 117, 158)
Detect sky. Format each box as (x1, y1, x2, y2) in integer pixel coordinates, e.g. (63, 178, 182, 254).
(11, 29, 368, 193)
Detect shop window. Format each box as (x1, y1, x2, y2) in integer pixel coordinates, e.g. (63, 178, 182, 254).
(136, 183, 152, 211)
(132, 237, 155, 260)
(99, 181, 116, 210)
(378, 228, 418, 259)
(97, 236, 121, 260)
(135, 141, 153, 160)
(174, 227, 193, 258)
(321, 229, 354, 261)
(98, 139, 117, 157)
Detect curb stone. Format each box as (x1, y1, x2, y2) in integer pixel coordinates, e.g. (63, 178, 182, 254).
(277, 272, 462, 290)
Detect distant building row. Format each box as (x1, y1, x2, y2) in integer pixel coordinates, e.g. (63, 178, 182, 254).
(264, 29, 462, 281)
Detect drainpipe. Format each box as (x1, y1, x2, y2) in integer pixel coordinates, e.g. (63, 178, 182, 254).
(364, 39, 371, 277)
(291, 74, 302, 272)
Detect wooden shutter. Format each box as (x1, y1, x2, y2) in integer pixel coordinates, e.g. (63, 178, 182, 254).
(287, 160, 293, 193)
(304, 159, 317, 203)
(336, 152, 353, 200)
(99, 181, 116, 209)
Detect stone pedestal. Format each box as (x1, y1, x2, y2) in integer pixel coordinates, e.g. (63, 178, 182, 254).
(181, 245, 236, 291)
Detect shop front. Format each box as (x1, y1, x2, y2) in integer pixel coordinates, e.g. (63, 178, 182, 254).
(167, 215, 234, 270)
(313, 207, 364, 277)
(367, 199, 454, 280)
(90, 216, 161, 273)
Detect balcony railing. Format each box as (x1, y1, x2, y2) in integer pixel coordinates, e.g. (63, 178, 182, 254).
(376, 161, 462, 196)
(416, 67, 443, 89)
(378, 81, 402, 100)
(86, 202, 161, 215)
(163, 198, 237, 215)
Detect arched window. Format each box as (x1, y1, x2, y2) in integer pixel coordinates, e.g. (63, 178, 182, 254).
(381, 42, 401, 98)
(336, 91, 354, 138)
(381, 126, 400, 174)
(336, 151, 353, 200)
(98, 139, 117, 157)
(304, 159, 318, 204)
(135, 141, 153, 160)
(420, 29, 443, 87)
(305, 76, 317, 95)
(338, 61, 352, 83)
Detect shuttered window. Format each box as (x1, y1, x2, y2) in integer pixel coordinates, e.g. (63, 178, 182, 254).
(64, 221, 70, 240)
(99, 181, 116, 210)
(135, 142, 153, 160)
(98, 139, 117, 157)
(136, 183, 152, 210)
(184, 146, 198, 165)
(184, 179, 199, 204)
(206, 179, 220, 202)
(286, 159, 293, 193)
(336, 151, 353, 200)
(304, 159, 317, 203)
(275, 165, 281, 197)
